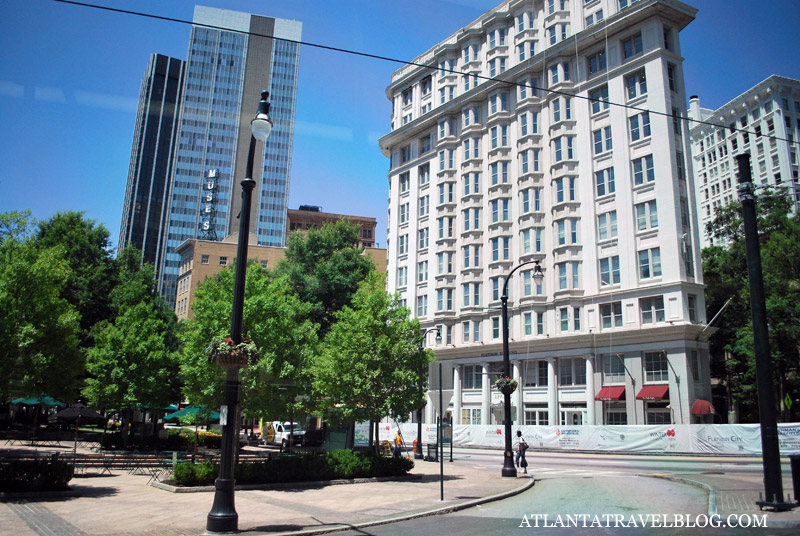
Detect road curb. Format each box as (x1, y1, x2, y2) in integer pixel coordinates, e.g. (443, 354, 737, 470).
(647, 474, 717, 516)
(261, 475, 536, 536)
(151, 473, 426, 493)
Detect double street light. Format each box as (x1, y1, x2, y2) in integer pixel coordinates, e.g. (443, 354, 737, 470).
(500, 260, 543, 478)
(206, 91, 273, 534)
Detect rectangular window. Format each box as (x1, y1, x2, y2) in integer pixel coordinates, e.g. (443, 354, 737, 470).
(626, 70, 647, 99)
(601, 302, 623, 328)
(397, 266, 407, 287)
(416, 295, 428, 317)
(219, 256, 228, 266)
(201, 254, 209, 264)
(635, 200, 658, 231)
(688, 294, 698, 323)
(588, 50, 607, 75)
(591, 85, 609, 113)
(597, 210, 618, 241)
(599, 256, 620, 285)
(418, 228, 429, 250)
(603, 354, 625, 383)
(593, 126, 612, 154)
(629, 112, 651, 141)
(622, 33, 643, 59)
(632, 155, 655, 185)
(418, 163, 430, 185)
(638, 247, 662, 279)
(463, 364, 482, 389)
(667, 63, 677, 91)
(645, 351, 668, 382)
(418, 195, 429, 217)
(595, 167, 615, 196)
(640, 296, 665, 324)
(398, 234, 408, 255)
(417, 261, 428, 283)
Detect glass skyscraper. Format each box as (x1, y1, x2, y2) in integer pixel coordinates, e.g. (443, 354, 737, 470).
(118, 53, 185, 270)
(157, 6, 302, 305)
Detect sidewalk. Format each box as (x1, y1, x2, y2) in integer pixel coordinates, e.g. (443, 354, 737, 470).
(657, 471, 800, 528)
(4, 442, 800, 534)
(0, 444, 532, 536)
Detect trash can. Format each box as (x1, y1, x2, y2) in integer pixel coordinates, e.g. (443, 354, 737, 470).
(426, 443, 438, 462)
(790, 454, 800, 505)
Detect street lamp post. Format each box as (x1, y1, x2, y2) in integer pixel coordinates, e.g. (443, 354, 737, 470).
(500, 260, 543, 478)
(207, 91, 273, 533)
(417, 328, 441, 460)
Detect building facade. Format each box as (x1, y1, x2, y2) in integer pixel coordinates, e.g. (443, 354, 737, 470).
(687, 76, 800, 248)
(288, 206, 378, 249)
(157, 6, 302, 306)
(380, 0, 712, 427)
(174, 237, 387, 320)
(118, 54, 185, 268)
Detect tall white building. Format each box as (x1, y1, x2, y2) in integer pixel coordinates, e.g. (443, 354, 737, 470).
(687, 75, 800, 248)
(380, 0, 712, 427)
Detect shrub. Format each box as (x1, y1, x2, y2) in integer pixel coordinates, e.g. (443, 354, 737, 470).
(172, 450, 414, 487)
(0, 456, 74, 492)
(173, 461, 218, 486)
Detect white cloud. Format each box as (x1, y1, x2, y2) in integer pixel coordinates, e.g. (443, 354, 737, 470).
(74, 90, 137, 112)
(0, 81, 24, 98)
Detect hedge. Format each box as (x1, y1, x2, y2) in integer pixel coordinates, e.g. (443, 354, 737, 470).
(0, 456, 74, 492)
(173, 450, 413, 486)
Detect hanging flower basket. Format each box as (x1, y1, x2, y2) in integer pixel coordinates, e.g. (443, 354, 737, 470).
(495, 376, 518, 395)
(205, 336, 259, 370)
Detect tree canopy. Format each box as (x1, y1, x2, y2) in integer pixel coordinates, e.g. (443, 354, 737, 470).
(703, 191, 800, 422)
(0, 211, 82, 401)
(83, 247, 181, 415)
(274, 220, 375, 335)
(35, 211, 115, 345)
(180, 261, 318, 420)
(313, 272, 432, 427)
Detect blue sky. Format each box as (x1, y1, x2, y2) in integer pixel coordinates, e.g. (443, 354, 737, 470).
(1, 0, 798, 249)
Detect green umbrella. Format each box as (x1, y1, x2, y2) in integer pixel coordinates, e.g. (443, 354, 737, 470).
(11, 396, 65, 407)
(162, 404, 219, 424)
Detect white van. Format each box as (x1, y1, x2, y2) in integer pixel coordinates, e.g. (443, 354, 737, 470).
(261, 421, 305, 449)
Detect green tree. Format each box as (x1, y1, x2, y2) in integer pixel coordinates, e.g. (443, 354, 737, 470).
(0, 211, 82, 402)
(35, 211, 115, 344)
(275, 220, 375, 335)
(703, 191, 800, 422)
(313, 272, 431, 450)
(180, 262, 318, 421)
(83, 247, 181, 441)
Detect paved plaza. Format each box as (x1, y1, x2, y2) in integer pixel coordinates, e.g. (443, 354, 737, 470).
(2, 443, 799, 535)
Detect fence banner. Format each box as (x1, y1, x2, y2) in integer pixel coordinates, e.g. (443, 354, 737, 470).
(378, 422, 800, 455)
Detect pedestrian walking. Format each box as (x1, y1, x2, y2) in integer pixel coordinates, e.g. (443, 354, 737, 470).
(515, 430, 528, 474)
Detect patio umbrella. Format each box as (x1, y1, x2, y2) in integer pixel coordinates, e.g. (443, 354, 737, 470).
(162, 404, 219, 424)
(50, 403, 108, 426)
(12, 395, 65, 407)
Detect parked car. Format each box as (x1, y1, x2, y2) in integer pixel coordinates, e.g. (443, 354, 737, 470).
(261, 421, 304, 449)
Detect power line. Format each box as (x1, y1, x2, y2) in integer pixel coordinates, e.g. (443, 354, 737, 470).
(53, 0, 799, 149)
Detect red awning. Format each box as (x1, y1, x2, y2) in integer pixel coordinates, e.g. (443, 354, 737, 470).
(692, 399, 716, 415)
(636, 384, 670, 401)
(595, 386, 626, 401)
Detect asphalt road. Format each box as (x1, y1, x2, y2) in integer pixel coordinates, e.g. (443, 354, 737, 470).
(330, 449, 795, 536)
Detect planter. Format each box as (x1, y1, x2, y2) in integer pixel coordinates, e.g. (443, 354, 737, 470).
(494, 377, 518, 395)
(212, 351, 251, 370)
(206, 337, 259, 369)
(499, 385, 517, 395)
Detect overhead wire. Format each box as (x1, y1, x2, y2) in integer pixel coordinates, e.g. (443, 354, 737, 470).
(52, 0, 800, 149)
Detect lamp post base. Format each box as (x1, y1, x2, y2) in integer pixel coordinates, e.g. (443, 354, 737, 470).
(207, 477, 238, 533)
(501, 450, 517, 478)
